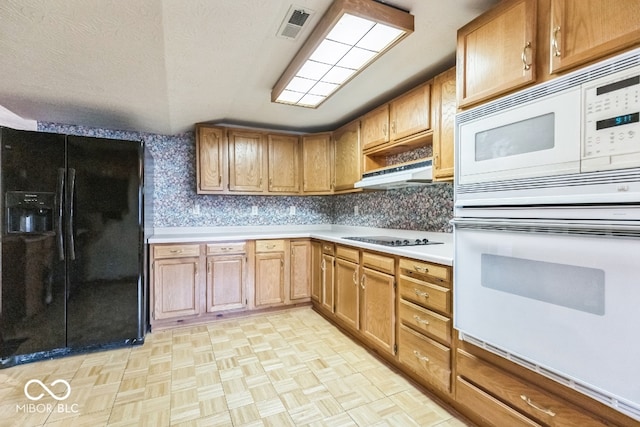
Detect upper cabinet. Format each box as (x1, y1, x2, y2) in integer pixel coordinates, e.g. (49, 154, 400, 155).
(361, 105, 390, 152)
(302, 133, 333, 194)
(389, 82, 431, 141)
(457, 0, 640, 108)
(228, 130, 265, 193)
(432, 67, 457, 182)
(456, 0, 537, 108)
(267, 134, 299, 193)
(549, 0, 640, 74)
(332, 120, 361, 192)
(196, 126, 226, 193)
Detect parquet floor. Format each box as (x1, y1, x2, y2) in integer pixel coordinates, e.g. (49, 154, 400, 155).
(0, 307, 469, 427)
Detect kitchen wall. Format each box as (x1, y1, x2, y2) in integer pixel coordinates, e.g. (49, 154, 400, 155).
(38, 122, 453, 232)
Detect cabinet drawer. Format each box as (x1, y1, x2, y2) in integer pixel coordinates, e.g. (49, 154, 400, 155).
(153, 244, 200, 259)
(336, 245, 359, 263)
(362, 251, 395, 275)
(457, 349, 610, 427)
(256, 239, 285, 252)
(456, 377, 541, 427)
(399, 258, 450, 283)
(398, 325, 450, 392)
(321, 242, 335, 255)
(399, 299, 450, 344)
(206, 242, 246, 255)
(398, 275, 450, 315)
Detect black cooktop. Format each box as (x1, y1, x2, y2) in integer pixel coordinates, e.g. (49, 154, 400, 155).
(343, 236, 443, 247)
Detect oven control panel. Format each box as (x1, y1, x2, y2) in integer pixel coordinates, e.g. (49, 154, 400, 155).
(583, 65, 640, 171)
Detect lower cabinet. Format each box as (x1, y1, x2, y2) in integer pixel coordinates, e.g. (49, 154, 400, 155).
(206, 242, 247, 312)
(360, 252, 395, 355)
(290, 239, 311, 300)
(320, 242, 335, 314)
(255, 240, 285, 307)
(334, 246, 360, 330)
(310, 241, 322, 302)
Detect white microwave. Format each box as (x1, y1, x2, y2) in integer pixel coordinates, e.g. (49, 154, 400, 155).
(455, 47, 640, 208)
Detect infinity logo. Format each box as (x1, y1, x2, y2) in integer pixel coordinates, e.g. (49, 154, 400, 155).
(24, 379, 71, 401)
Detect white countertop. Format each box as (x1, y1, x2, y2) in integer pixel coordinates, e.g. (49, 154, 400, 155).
(149, 225, 453, 266)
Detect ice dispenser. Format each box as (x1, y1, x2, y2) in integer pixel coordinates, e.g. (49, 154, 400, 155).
(6, 191, 55, 233)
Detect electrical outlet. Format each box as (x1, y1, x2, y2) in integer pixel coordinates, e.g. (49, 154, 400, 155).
(193, 202, 201, 215)
(289, 206, 296, 215)
(354, 205, 359, 215)
(251, 205, 258, 215)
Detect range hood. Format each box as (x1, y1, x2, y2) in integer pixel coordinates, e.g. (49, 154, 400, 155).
(354, 159, 433, 190)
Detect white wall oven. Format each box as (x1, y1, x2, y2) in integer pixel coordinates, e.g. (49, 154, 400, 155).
(453, 47, 640, 422)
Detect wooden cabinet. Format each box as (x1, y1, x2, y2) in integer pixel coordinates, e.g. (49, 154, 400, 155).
(432, 67, 456, 182)
(549, 0, 640, 74)
(228, 130, 265, 192)
(290, 239, 311, 300)
(205, 242, 246, 312)
(320, 243, 335, 314)
(267, 134, 299, 193)
(255, 240, 285, 307)
(334, 255, 360, 331)
(196, 125, 226, 193)
(151, 244, 201, 323)
(360, 252, 395, 356)
(361, 104, 390, 151)
(457, 0, 640, 107)
(332, 120, 361, 192)
(457, 0, 537, 107)
(389, 82, 431, 141)
(302, 133, 333, 193)
(310, 241, 322, 303)
(397, 257, 452, 393)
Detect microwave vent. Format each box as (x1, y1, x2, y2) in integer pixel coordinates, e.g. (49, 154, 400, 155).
(277, 6, 314, 40)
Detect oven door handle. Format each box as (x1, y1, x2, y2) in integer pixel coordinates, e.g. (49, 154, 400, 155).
(452, 217, 640, 238)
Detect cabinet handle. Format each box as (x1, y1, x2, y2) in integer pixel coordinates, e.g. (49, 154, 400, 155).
(520, 395, 557, 417)
(170, 249, 184, 254)
(382, 123, 388, 137)
(360, 274, 366, 290)
(280, 259, 284, 268)
(413, 265, 429, 273)
(521, 41, 532, 71)
(321, 259, 326, 271)
(551, 26, 561, 57)
(413, 350, 429, 362)
(218, 175, 221, 185)
(352, 270, 358, 285)
(269, 177, 273, 187)
(413, 315, 429, 325)
(266, 244, 276, 249)
(414, 289, 429, 298)
(434, 153, 440, 168)
(391, 120, 396, 134)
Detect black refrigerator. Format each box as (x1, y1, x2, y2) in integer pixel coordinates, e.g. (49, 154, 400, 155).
(0, 127, 148, 367)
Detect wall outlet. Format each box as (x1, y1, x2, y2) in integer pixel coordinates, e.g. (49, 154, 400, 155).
(354, 205, 359, 215)
(251, 205, 258, 215)
(193, 202, 201, 215)
(289, 206, 296, 215)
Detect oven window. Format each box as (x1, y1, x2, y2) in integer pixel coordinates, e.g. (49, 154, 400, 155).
(475, 113, 555, 161)
(481, 254, 605, 315)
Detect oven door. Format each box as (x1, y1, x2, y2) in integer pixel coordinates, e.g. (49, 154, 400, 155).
(452, 218, 640, 420)
(457, 87, 581, 186)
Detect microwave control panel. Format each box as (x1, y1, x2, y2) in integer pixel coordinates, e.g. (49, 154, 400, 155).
(583, 65, 640, 170)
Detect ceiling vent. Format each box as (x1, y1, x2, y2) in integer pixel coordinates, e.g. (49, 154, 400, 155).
(277, 5, 315, 40)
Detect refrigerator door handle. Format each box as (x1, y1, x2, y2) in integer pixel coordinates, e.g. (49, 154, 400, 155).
(68, 168, 76, 261)
(57, 168, 65, 261)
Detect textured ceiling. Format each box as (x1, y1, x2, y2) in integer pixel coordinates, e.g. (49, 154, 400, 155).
(0, 0, 497, 135)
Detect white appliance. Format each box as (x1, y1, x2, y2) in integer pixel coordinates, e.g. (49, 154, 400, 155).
(456, 47, 640, 208)
(354, 158, 432, 190)
(453, 47, 640, 423)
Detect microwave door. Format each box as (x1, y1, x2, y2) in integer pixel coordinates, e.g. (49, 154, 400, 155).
(453, 218, 640, 420)
(457, 87, 581, 186)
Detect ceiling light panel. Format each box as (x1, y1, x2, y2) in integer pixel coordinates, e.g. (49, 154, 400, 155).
(272, 0, 414, 108)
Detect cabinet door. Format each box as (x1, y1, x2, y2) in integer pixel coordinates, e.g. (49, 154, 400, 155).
(333, 120, 361, 191)
(310, 241, 322, 302)
(361, 104, 390, 151)
(153, 257, 200, 320)
(228, 130, 265, 192)
(197, 126, 226, 193)
(390, 83, 431, 141)
(549, 0, 640, 74)
(432, 67, 456, 181)
(255, 252, 284, 306)
(206, 254, 245, 312)
(321, 254, 335, 313)
(360, 267, 395, 355)
(457, 0, 537, 107)
(335, 258, 359, 330)
(302, 133, 333, 193)
(268, 134, 299, 193)
(290, 240, 311, 300)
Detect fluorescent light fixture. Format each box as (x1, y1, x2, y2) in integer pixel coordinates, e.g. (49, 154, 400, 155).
(272, 0, 414, 108)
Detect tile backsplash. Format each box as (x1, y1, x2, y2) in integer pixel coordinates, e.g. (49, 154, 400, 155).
(38, 122, 453, 232)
